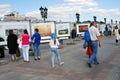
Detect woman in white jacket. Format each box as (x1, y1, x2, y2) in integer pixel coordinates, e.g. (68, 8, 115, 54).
(49, 33, 64, 68)
(114, 25, 120, 44)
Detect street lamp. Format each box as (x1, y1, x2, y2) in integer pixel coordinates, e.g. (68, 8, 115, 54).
(104, 18, 106, 24)
(111, 19, 113, 24)
(115, 20, 117, 25)
(93, 16, 97, 22)
(76, 13, 80, 23)
(39, 6, 48, 22)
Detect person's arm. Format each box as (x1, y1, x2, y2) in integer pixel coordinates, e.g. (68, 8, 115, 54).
(97, 36, 101, 47)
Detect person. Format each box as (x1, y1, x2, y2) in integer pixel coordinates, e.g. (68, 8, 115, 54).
(21, 29, 30, 62)
(114, 25, 120, 44)
(49, 33, 64, 68)
(87, 21, 101, 68)
(31, 28, 41, 61)
(7, 30, 18, 62)
(0, 37, 5, 58)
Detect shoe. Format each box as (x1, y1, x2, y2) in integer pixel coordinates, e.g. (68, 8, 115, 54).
(34, 58, 37, 61)
(88, 63, 92, 68)
(52, 65, 55, 68)
(94, 62, 99, 65)
(38, 58, 41, 60)
(60, 62, 64, 65)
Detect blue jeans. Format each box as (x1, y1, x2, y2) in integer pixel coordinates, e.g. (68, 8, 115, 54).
(33, 44, 40, 58)
(51, 48, 61, 66)
(88, 41, 99, 64)
(22, 45, 29, 61)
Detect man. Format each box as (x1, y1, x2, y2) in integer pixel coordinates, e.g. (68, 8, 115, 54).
(31, 28, 41, 60)
(88, 21, 101, 68)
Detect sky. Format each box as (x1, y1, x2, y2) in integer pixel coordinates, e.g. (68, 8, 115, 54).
(0, 0, 120, 23)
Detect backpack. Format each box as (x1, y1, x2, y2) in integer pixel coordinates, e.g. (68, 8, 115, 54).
(84, 29, 91, 42)
(83, 29, 91, 49)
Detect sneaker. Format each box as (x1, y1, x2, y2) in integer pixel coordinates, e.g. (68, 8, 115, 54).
(52, 65, 55, 68)
(38, 58, 41, 60)
(34, 58, 37, 61)
(60, 62, 64, 65)
(88, 63, 92, 68)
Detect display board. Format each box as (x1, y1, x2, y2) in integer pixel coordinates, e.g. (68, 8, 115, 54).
(56, 23, 70, 38)
(31, 22, 55, 42)
(0, 21, 30, 44)
(76, 23, 89, 36)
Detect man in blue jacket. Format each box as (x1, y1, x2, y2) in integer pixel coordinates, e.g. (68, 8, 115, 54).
(31, 28, 41, 60)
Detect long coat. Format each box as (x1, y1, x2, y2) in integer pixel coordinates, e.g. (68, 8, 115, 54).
(7, 34, 18, 54)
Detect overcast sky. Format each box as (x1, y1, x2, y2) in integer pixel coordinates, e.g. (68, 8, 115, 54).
(0, 0, 120, 23)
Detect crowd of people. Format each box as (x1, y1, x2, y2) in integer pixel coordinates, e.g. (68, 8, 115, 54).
(1, 21, 120, 69)
(6, 28, 64, 68)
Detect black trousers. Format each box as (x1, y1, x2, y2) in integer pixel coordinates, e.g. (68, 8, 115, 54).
(0, 48, 5, 58)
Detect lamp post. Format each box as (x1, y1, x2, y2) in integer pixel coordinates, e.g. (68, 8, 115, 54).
(39, 6, 48, 22)
(93, 16, 97, 22)
(76, 13, 80, 23)
(115, 20, 117, 25)
(111, 19, 113, 24)
(104, 18, 106, 24)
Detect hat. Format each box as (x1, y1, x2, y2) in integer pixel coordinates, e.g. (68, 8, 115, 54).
(51, 33, 56, 40)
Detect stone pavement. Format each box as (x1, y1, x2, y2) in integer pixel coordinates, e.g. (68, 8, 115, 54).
(0, 36, 120, 80)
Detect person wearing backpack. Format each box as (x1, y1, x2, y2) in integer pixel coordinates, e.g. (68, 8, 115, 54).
(87, 21, 101, 68)
(83, 24, 92, 58)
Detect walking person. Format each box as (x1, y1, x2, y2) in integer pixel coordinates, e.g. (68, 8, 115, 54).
(114, 25, 120, 44)
(21, 29, 30, 62)
(87, 21, 101, 68)
(7, 30, 18, 62)
(31, 28, 41, 61)
(49, 33, 64, 68)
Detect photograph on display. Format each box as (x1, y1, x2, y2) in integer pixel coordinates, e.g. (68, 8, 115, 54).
(78, 25, 88, 32)
(58, 29, 68, 35)
(56, 23, 70, 37)
(5, 29, 24, 37)
(34, 25, 51, 37)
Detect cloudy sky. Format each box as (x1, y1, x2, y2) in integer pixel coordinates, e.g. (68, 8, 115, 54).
(0, 0, 120, 23)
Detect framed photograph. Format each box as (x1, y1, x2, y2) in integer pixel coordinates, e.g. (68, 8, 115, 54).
(31, 22, 55, 40)
(76, 24, 89, 35)
(56, 23, 70, 37)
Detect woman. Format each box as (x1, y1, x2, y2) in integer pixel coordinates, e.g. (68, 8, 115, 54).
(49, 33, 64, 68)
(7, 30, 18, 62)
(21, 29, 30, 62)
(114, 25, 120, 44)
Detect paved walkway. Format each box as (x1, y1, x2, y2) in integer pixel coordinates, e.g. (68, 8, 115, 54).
(0, 36, 120, 80)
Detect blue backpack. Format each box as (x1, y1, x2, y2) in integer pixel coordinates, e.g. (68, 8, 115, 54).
(83, 29, 91, 49)
(84, 29, 91, 42)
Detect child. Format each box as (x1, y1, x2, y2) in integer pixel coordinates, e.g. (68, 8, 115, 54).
(49, 33, 64, 68)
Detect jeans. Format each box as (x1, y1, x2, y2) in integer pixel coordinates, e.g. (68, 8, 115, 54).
(51, 48, 61, 66)
(22, 45, 29, 61)
(88, 41, 99, 64)
(33, 44, 40, 58)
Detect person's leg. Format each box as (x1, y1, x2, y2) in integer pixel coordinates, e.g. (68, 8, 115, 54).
(22, 45, 26, 61)
(26, 45, 29, 62)
(11, 54, 15, 62)
(37, 45, 41, 60)
(55, 48, 64, 65)
(88, 41, 98, 67)
(55, 49, 61, 64)
(33, 44, 37, 60)
(51, 48, 55, 67)
(0, 48, 5, 58)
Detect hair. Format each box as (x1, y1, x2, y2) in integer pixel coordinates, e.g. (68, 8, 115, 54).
(24, 29, 28, 34)
(115, 25, 118, 29)
(9, 29, 13, 34)
(90, 21, 95, 27)
(35, 28, 39, 32)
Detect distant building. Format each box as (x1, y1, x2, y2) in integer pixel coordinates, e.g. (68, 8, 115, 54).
(3, 11, 40, 22)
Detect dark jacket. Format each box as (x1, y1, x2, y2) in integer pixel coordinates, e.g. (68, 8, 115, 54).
(7, 34, 18, 50)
